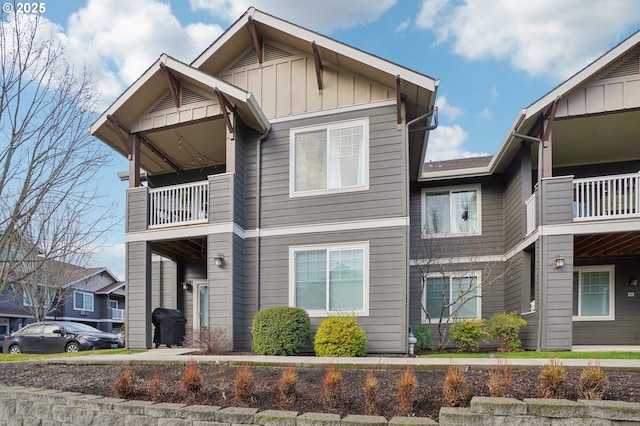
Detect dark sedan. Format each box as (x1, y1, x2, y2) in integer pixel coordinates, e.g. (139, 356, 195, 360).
(2, 321, 124, 354)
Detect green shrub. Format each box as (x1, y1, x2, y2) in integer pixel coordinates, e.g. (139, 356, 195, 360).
(487, 311, 527, 352)
(314, 314, 367, 357)
(412, 324, 434, 352)
(449, 319, 488, 352)
(250, 306, 312, 355)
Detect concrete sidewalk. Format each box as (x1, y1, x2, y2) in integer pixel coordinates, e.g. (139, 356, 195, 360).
(37, 347, 640, 370)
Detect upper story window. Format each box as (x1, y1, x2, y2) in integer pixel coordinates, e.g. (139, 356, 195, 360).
(422, 185, 481, 237)
(290, 118, 369, 197)
(573, 265, 615, 321)
(289, 242, 369, 317)
(74, 291, 94, 312)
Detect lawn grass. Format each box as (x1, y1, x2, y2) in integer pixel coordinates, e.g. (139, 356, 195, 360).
(421, 351, 640, 359)
(0, 348, 143, 362)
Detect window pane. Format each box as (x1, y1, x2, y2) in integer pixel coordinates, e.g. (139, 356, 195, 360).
(425, 277, 449, 319)
(425, 192, 449, 234)
(328, 249, 364, 311)
(452, 277, 478, 319)
(451, 190, 478, 233)
(328, 125, 364, 188)
(295, 251, 326, 310)
(75, 292, 83, 309)
(294, 130, 327, 191)
(580, 271, 610, 317)
(85, 295, 94, 311)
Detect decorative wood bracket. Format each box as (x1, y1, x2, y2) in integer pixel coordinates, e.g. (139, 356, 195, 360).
(543, 96, 561, 145)
(396, 75, 402, 125)
(247, 16, 263, 64)
(214, 88, 235, 137)
(106, 114, 132, 158)
(159, 63, 181, 108)
(312, 41, 323, 91)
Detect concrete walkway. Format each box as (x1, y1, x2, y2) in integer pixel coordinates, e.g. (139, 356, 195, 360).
(35, 347, 640, 370)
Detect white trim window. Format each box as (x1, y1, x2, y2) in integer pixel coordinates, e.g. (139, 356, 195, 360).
(422, 271, 482, 323)
(289, 242, 369, 317)
(573, 265, 615, 321)
(290, 118, 369, 196)
(74, 291, 94, 312)
(422, 185, 481, 237)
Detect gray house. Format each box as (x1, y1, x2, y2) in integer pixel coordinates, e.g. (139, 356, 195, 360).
(0, 262, 125, 337)
(91, 8, 438, 352)
(413, 30, 640, 351)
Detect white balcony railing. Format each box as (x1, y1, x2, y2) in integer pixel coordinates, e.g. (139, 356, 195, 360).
(573, 172, 640, 221)
(148, 181, 208, 228)
(525, 193, 536, 235)
(111, 308, 125, 321)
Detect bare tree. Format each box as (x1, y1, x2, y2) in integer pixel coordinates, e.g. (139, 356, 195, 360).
(0, 7, 115, 294)
(414, 235, 511, 351)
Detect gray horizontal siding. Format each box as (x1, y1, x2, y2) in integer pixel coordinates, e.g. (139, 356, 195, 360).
(541, 176, 573, 225)
(257, 105, 407, 228)
(208, 233, 233, 349)
(503, 154, 524, 251)
(209, 173, 234, 224)
(256, 226, 407, 353)
(126, 241, 151, 349)
(126, 187, 148, 232)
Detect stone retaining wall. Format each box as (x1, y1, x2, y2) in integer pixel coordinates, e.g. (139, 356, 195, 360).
(2, 386, 640, 425)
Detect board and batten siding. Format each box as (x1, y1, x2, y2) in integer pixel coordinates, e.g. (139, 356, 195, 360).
(256, 104, 406, 228)
(218, 42, 395, 120)
(257, 227, 408, 353)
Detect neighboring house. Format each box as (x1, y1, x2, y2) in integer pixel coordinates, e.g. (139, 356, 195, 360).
(0, 261, 125, 336)
(90, 7, 438, 352)
(412, 30, 640, 350)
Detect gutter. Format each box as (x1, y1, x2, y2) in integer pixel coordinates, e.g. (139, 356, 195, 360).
(255, 124, 272, 313)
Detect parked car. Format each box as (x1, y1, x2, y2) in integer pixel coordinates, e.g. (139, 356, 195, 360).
(2, 321, 124, 354)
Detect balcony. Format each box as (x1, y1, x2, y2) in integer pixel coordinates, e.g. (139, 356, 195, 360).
(148, 181, 208, 229)
(573, 172, 639, 222)
(525, 193, 536, 235)
(111, 308, 125, 321)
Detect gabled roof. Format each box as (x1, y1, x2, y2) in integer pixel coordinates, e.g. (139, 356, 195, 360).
(96, 281, 125, 295)
(421, 29, 640, 181)
(90, 55, 270, 173)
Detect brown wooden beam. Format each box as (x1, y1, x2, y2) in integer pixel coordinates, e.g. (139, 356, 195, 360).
(129, 133, 141, 188)
(140, 135, 181, 172)
(159, 63, 181, 108)
(106, 114, 132, 158)
(543, 96, 561, 143)
(396, 75, 402, 125)
(214, 88, 234, 136)
(247, 16, 263, 64)
(311, 41, 323, 90)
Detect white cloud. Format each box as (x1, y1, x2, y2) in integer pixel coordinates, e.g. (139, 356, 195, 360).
(490, 86, 498, 100)
(190, 0, 397, 32)
(425, 124, 489, 161)
(395, 18, 410, 33)
(435, 95, 463, 121)
(478, 107, 493, 120)
(63, 0, 222, 107)
(416, 0, 640, 80)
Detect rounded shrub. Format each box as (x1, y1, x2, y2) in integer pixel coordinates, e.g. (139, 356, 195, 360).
(314, 314, 367, 357)
(487, 311, 527, 352)
(251, 306, 311, 355)
(449, 318, 488, 353)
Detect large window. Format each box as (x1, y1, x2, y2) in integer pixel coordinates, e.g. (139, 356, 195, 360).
(422, 272, 481, 323)
(573, 266, 614, 320)
(289, 242, 369, 317)
(74, 291, 94, 312)
(290, 119, 369, 196)
(422, 186, 481, 237)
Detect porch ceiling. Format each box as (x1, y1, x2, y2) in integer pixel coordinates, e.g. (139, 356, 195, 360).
(575, 231, 640, 257)
(151, 238, 207, 260)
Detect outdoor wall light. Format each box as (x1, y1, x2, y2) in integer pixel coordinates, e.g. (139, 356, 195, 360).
(630, 276, 638, 287)
(182, 280, 193, 292)
(213, 254, 225, 268)
(553, 256, 565, 269)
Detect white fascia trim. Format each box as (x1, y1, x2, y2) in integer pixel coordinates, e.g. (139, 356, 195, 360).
(269, 99, 396, 125)
(126, 217, 408, 242)
(249, 217, 408, 239)
(539, 220, 640, 236)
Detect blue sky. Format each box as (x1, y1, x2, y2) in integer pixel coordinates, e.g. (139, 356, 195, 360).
(13, 0, 640, 278)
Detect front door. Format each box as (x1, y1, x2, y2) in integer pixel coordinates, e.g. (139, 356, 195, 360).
(193, 282, 209, 330)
